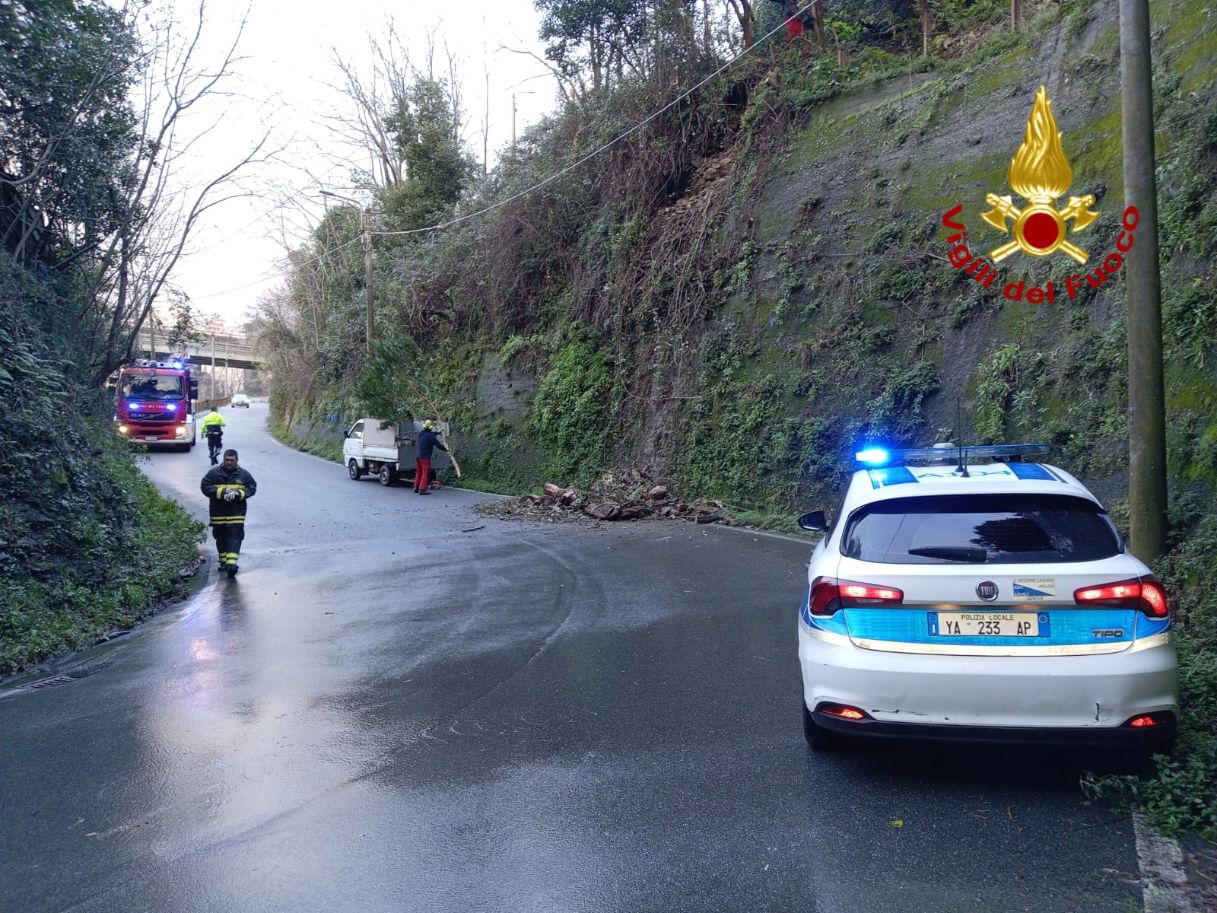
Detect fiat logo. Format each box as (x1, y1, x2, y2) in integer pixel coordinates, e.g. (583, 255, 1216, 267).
(976, 581, 999, 601)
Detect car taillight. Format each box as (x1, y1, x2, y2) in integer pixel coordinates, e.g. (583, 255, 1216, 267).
(809, 576, 904, 617)
(820, 703, 869, 721)
(1074, 575, 1169, 618)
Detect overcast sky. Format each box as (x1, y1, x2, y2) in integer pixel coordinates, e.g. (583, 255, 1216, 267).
(160, 0, 555, 329)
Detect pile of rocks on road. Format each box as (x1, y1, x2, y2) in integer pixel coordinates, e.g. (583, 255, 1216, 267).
(476, 469, 734, 526)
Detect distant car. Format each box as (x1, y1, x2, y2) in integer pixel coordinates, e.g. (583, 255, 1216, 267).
(797, 443, 1178, 751)
(230, 394, 250, 408)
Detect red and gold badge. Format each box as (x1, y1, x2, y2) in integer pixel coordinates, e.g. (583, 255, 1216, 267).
(981, 86, 1099, 264)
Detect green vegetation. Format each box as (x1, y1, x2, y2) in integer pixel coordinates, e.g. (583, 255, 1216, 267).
(530, 325, 615, 484)
(0, 311, 204, 673)
(1, 1, 244, 674)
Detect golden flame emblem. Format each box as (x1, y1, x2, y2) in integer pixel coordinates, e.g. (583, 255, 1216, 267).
(981, 86, 1099, 264)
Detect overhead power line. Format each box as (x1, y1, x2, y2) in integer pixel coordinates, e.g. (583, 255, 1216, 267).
(371, 1, 821, 238)
(190, 235, 362, 300)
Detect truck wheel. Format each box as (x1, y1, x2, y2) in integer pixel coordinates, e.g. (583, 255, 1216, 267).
(348, 459, 363, 481)
(378, 464, 397, 487)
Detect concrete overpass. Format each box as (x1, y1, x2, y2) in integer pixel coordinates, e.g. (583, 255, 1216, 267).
(142, 330, 263, 371)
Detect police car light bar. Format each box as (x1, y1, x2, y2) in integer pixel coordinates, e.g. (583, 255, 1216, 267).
(853, 443, 1050, 467)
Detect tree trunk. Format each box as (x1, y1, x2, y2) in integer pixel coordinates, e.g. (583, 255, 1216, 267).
(920, 0, 931, 56)
(1011, 0, 1021, 29)
(724, 0, 753, 49)
(811, 1, 828, 50)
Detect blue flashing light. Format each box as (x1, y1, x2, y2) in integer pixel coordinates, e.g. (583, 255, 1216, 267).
(127, 401, 140, 410)
(855, 447, 891, 466)
(166, 403, 177, 412)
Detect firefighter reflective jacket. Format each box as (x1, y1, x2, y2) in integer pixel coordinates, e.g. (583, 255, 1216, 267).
(200, 411, 226, 432)
(200, 465, 257, 526)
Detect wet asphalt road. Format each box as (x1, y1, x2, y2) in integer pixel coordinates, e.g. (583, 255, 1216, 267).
(0, 404, 1144, 913)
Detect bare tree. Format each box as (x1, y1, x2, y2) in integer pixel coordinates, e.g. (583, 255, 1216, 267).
(82, 1, 272, 383)
(322, 52, 406, 189)
(723, 0, 755, 48)
(318, 22, 473, 192)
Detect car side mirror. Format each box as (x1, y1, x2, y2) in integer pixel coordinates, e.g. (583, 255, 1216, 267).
(798, 510, 828, 532)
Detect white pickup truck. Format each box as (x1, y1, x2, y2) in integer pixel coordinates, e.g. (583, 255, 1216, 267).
(342, 417, 452, 487)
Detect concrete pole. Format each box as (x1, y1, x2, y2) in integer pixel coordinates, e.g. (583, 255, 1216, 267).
(1120, 0, 1168, 563)
(362, 208, 374, 353)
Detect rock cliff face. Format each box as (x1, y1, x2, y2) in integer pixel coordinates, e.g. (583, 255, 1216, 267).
(442, 0, 1214, 512)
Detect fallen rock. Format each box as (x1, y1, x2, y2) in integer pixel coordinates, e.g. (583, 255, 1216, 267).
(584, 500, 622, 521)
(475, 469, 734, 526)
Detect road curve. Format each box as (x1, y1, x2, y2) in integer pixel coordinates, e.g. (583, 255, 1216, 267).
(0, 403, 1144, 912)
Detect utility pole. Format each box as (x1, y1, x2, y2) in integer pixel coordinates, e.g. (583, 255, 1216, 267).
(511, 91, 534, 153)
(362, 207, 374, 353)
(1120, 0, 1167, 563)
(321, 191, 374, 353)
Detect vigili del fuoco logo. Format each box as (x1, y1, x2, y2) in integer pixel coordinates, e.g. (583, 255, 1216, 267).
(940, 85, 1139, 303)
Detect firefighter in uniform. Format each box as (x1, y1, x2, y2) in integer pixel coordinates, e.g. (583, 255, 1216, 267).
(200, 448, 257, 577)
(200, 407, 226, 464)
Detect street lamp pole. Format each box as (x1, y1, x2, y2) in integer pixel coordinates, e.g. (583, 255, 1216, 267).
(210, 322, 217, 404)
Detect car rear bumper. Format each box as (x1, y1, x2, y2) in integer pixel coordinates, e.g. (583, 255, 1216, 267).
(798, 624, 1178, 740)
(809, 707, 1176, 746)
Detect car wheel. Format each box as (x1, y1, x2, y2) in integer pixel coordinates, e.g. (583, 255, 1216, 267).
(378, 464, 397, 487)
(802, 704, 842, 751)
(348, 459, 363, 481)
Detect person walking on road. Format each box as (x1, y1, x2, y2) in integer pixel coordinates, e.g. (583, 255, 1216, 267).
(200, 407, 226, 464)
(201, 449, 257, 577)
(414, 420, 448, 495)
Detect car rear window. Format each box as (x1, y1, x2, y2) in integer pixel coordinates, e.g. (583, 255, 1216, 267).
(841, 494, 1122, 564)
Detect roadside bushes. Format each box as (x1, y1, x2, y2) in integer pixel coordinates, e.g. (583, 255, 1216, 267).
(0, 278, 204, 674)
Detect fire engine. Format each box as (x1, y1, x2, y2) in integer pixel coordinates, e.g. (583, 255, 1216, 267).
(113, 358, 199, 451)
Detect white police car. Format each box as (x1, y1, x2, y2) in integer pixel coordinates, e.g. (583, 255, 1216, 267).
(797, 443, 1178, 750)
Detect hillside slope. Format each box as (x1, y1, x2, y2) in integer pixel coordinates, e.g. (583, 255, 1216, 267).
(269, 0, 1216, 517)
